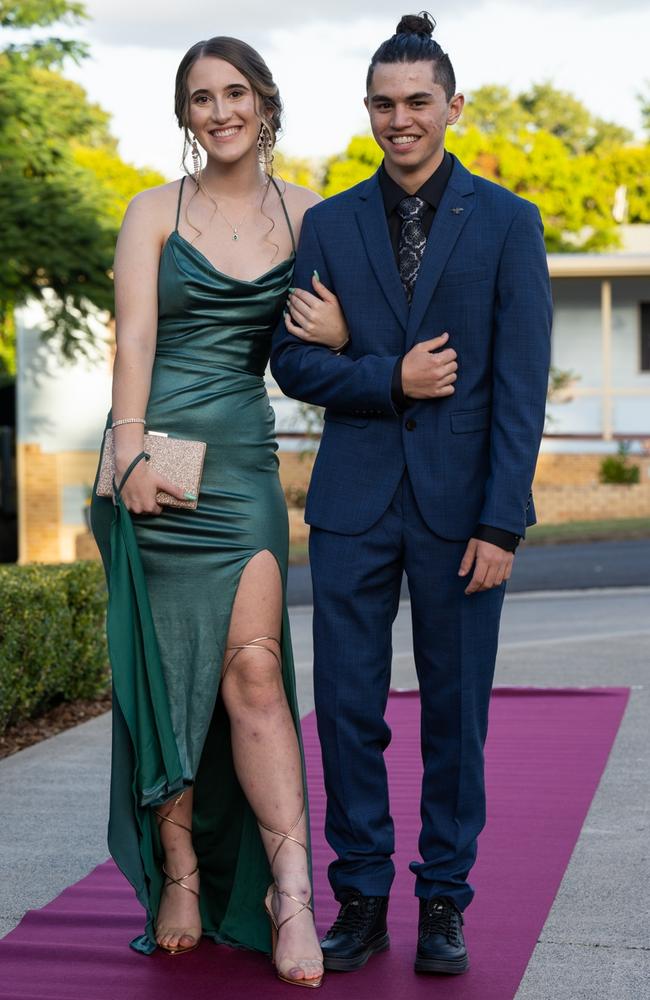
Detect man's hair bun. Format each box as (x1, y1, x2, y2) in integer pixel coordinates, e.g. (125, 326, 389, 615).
(395, 11, 436, 37)
(367, 11, 455, 100)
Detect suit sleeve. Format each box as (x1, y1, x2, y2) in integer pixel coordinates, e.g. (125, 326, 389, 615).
(478, 202, 552, 536)
(270, 208, 399, 414)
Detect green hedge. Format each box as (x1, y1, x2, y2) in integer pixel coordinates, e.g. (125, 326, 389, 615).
(0, 561, 109, 734)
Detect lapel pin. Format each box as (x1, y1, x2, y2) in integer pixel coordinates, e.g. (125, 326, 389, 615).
(451, 207, 464, 215)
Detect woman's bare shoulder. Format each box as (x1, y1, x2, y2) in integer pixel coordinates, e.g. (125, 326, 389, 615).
(272, 180, 322, 245)
(278, 180, 322, 214)
(122, 178, 187, 233)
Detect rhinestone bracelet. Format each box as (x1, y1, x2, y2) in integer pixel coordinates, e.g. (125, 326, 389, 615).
(111, 417, 146, 429)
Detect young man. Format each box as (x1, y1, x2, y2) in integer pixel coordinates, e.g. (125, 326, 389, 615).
(271, 12, 552, 976)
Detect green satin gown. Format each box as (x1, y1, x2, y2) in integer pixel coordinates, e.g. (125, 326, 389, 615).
(90, 176, 303, 955)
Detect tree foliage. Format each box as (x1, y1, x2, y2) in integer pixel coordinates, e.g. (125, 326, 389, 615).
(446, 126, 618, 251)
(0, 0, 88, 65)
(461, 82, 633, 152)
(273, 150, 322, 192)
(323, 135, 382, 197)
(0, 1, 164, 373)
(0, 0, 85, 28)
(323, 82, 648, 251)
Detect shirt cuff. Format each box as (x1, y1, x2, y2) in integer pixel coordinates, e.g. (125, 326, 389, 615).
(474, 524, 521, 552)
(391, 357, 407, 411)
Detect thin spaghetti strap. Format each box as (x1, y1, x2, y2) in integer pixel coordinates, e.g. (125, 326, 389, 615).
(270, 176, 296, 254)
(174, 176, 186, 232)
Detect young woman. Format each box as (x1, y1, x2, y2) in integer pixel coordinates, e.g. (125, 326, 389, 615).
(91, 36, 347, 988)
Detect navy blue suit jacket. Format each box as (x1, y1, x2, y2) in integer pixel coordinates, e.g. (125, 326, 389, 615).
(270, 156, 552, 540)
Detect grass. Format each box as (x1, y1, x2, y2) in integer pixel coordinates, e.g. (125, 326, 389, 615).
(289, 541, 309, 565)
(523, 517, 650, 546)
(288, 517, 650, 562)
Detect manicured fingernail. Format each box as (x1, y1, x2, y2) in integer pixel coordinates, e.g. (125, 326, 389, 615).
(313, 269, 320, 280)
(288, 286, 296, 292)
(184, 491, 197, 501)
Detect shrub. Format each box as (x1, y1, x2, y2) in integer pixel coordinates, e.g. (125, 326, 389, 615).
(599, 443, 641, 485)
(284, 485, 308, 509)
(0, 561, 109, 733)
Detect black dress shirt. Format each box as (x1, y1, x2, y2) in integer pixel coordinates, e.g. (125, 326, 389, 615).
(379, 152, 453, 258)
(379, 153, 452, 411)
(379, 155, 520, 553)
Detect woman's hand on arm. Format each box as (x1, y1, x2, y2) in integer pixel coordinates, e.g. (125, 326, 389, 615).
(284, 272, 350, 352)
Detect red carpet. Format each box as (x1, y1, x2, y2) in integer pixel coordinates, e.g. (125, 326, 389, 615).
(0, 687, 629, 1000)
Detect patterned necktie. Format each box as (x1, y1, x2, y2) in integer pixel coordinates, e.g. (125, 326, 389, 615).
(397, 196, 427, 303)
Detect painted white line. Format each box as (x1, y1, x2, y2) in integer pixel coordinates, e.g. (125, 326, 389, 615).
(389, 629, 650, 658)
(504, 586, 650, 601)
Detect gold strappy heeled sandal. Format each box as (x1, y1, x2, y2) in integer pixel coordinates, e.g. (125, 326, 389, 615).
(260, 808, 324, 989)
(154, 791, 201, 956)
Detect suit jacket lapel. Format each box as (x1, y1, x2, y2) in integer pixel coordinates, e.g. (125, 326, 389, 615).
(407, 158, 476, 343)
(355, 173, 409, 330)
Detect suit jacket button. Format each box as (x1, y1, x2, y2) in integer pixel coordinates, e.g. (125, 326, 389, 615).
(405, 418, 417, 431)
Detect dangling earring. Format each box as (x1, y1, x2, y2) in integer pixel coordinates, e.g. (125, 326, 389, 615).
(191, 135, 201, 182)
(257, 120, 273, 169)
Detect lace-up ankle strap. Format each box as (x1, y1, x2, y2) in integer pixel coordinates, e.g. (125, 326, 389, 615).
(258, 805, 307, 870)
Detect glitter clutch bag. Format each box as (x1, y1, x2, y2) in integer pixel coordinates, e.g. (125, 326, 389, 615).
(96, 429, 207, 510)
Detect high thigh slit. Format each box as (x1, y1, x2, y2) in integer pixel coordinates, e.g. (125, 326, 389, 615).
(90, 176, 305, 955)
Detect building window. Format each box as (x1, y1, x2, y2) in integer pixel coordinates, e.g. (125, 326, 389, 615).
(642, 303, 650, 372)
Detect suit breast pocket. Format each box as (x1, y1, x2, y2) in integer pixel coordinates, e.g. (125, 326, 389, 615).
(437, 267, 488, 289)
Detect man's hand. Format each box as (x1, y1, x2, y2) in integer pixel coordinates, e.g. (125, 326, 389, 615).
(458, 538, 514, 595)
(401, 332, 457, 399)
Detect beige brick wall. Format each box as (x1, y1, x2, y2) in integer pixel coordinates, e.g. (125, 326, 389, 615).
(280, 452, 312, 545)
(534, 484, 650, 524)
(535, 452, 650, 487)
(18, 444, 100, 563)
(18, 445, 312, 563)
(19, 444, 649, 563)
(277, 449, 316, 490)
(279, 450, 650, 528)
(18, 443, 61, 563)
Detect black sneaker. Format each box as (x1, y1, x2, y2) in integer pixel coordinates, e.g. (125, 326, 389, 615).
(320, 891, 390, 971)
(414, 896, 469, 974)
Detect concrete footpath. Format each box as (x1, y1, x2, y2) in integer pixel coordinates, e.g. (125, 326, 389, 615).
(1, 588, 649, 999)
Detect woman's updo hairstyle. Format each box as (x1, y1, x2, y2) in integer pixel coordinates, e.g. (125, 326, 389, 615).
(366, 11, 456, 101)
(174, 36, 283, 175)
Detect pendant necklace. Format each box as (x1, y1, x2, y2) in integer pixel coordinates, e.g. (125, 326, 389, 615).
(200, 173, 265, 242)
(215, 202, 246, 242)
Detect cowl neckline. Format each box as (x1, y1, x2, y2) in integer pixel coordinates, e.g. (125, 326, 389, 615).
(165, 230, 295, 287)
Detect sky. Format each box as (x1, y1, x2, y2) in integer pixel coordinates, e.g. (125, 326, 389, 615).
(54, 1, 650, 179)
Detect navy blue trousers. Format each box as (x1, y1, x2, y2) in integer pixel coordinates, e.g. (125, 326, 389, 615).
(309, 474, 505, 911)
